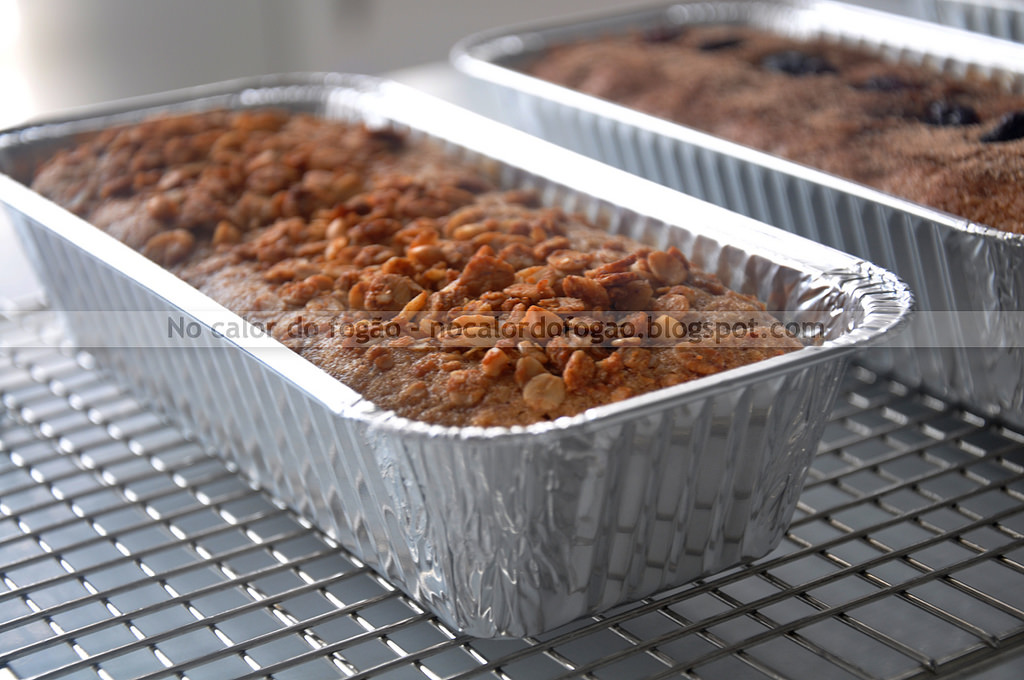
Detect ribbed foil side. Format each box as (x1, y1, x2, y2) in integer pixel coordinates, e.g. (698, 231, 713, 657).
(0, 74, 910, 637)
(927, 0, 1024, 41)
(453, 0, 1024, 427)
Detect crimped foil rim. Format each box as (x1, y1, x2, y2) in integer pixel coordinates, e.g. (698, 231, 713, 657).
(931, 0, 1024, 17)
(0, 72, 912, 443)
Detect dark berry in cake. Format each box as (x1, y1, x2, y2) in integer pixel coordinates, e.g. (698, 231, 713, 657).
(699, 37, 744, 51)
(981, 111, 1024, 143)
(856, 75, 909, 92)
(925, 100, 980, 127)
(761, 50, 836, 76)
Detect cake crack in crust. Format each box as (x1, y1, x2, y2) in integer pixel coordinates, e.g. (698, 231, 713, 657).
(30, 109, 799, 427)
(527, 25, 1024, 235)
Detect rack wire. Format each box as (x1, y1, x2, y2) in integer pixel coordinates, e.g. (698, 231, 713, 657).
(1, 309, 1022, 680)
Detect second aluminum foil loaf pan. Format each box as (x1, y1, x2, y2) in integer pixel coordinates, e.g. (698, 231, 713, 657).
(0, 73, 911, 637)
(452, 0, 1024, 428)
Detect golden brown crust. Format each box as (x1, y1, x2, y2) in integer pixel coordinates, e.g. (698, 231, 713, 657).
(31, 109, 799, 427)
(528, 26, 1024, 235)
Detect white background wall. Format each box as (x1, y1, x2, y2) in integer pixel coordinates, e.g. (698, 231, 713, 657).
(2, 0, 660, 126)
(1, 0, 925, 127)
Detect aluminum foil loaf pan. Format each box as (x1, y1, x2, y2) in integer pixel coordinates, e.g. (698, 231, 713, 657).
(0, 73, 910, 637)
(452, 0, 1024, 428)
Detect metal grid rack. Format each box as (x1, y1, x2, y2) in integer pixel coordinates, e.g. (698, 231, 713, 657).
(1, 308, 1022, 680)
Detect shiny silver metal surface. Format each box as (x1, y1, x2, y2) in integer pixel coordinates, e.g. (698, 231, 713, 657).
(0, 310, 1021, 679)
(451, 0, 1024, 429)
(0, 73, 910, 638)
(921, 0, 1024, 41)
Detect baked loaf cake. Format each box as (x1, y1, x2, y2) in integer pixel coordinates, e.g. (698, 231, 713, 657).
(527, 24, 1024, 235)
(30, 109, 799, 427)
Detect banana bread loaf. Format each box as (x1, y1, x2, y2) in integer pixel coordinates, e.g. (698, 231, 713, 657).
(527, 24, 1024, 234)
(30, 109, 799, 427)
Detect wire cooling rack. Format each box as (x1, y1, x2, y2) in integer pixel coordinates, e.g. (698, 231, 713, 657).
(0, 309, 1022, 680)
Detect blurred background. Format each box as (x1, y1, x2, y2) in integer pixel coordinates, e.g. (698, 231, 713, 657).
(0, 0, 922, 129)
(0, 0, 929, 305)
